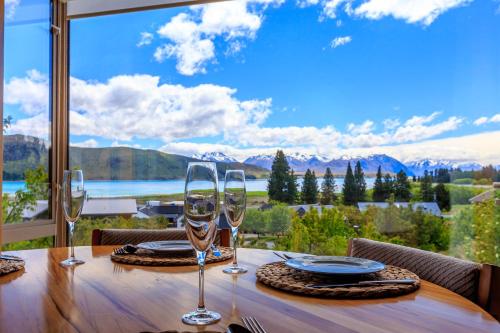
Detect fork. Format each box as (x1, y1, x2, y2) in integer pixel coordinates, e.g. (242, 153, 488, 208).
(242, 317, 268, 333)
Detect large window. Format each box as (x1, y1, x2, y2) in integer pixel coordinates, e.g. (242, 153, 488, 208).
(2, 0, 53, 249)
(64, 0, 498, 264)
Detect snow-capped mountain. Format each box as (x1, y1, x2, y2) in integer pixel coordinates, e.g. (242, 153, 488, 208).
(192, 152, 237, 163)
(406, 159, 482, 176)
(244, 153, 412, 175)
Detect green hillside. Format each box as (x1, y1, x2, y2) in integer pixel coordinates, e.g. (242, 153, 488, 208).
(3, 135, 269, 180)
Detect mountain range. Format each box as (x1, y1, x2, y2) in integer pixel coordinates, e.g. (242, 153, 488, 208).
(3, 134, 487, 180)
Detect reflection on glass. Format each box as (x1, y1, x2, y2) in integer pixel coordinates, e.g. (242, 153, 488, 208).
(223, 170, 247, 274)
(182, 162, 221, 325)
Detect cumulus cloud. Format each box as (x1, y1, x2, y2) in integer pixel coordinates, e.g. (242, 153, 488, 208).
(154, 0, 282, 75)
(354, 0, 472, 26)
(137, 32, 153, 47)
(4, 70, 49, 115)
(71, 139, 99, 148)
(331, 35, 352, 48)
(6, 71, 474, 163)
(474, 114, 500, 125)
(5, 0, 20, 20)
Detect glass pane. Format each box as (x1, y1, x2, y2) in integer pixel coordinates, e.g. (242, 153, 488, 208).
(2, 0, 52, 232)
(69, 0, 498, 264)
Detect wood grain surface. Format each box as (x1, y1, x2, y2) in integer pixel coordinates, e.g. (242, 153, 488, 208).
(0, 246, 498, 333)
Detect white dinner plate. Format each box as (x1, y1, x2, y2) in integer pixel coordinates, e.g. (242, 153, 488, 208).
(285, 256, 385, 276)
(136, 240, 193, 254)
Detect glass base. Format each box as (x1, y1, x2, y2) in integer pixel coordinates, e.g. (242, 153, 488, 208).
(60, 258, 85, 267)
(182, 309, 221, 325)
(223, 265, 248, 274)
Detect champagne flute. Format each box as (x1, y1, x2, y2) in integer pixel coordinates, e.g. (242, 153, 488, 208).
(223, 170, 247, 274)
(60, 170, 86, 267)
(182, 162, 221, 325)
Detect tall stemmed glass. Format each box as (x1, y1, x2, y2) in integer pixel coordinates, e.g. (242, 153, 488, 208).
(60, 170, 86, 267)
(223, 170, 247, 274)
(182, 162, 221, 325)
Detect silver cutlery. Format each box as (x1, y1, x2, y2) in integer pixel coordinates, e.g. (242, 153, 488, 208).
(308, 279, 417, 288)
(227, 323, 252, 333)
(273, 251, 296, 261)
(113, 244, 138, 255)
(242, 317, 268, 333)
(0, 254, 24, 262)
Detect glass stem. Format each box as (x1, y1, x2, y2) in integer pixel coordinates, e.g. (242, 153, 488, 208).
(68, 221, 75, 259)
(232, 227, 238, 267)
(197, 251, 206, 312)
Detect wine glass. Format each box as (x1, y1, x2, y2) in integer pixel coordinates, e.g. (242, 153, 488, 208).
(60, 170, 86, 267)
(223, 170, 247, 274)
(182, 162, 221, 325)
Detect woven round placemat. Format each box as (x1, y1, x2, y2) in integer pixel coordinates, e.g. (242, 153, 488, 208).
(110, 247, 233, 266)
(0, 259, 25, 276)
(256, 262, 420, 298)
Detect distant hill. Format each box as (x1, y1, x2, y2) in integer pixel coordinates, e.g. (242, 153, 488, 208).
(244, 153, 413, 176)
(2, 135, 269, 180)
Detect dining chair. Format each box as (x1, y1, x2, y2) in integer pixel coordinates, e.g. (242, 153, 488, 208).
(347, 238, 481, 301)
(478, 264, 500, 321)
(92, 228, 230, 247)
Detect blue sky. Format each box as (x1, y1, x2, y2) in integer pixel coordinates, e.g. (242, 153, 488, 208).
(4, 0, 500, 164)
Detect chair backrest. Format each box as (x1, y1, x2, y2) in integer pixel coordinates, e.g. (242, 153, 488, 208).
(92, 228, 230, 247)
(348, 238, 481, 301)
(478, 264, 500, 321)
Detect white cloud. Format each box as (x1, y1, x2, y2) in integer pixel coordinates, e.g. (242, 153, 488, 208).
(474, 114, 500, 125)
(71, 139, 99, 148)
(6, 71, 476, 163)
(154, 0, 282, 75)
(383, 118, 400, 130)
(354, 0, 472, 26)
(473, 116, 489, 126)
(297, 0, 320, 8)
(331, 35, 352, 48)
(137, 32, 153, 47)
(111, 141, 142, 149)
(8, 113, 49, 139)
(321, 0, 351, 19)
(4, 70, 49, 115)
(5, 0, 20, 20)
(347, 120, 375, 135)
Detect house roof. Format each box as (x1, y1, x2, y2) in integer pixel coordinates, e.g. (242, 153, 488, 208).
(357, 202, 442, 216)
(22, 200, 49, 219)
(81, 198, 137, 216)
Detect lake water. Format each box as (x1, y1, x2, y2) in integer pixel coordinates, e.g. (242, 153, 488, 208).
(3, 178, 375, 198)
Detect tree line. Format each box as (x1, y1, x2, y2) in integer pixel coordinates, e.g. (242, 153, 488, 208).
(267, 150, 451, 210)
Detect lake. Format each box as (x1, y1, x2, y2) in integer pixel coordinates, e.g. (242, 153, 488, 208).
(3, 178, 376, 197)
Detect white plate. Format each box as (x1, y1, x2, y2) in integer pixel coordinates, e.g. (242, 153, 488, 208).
(136, 240, 193, 254)
(285, 256, 385, 276)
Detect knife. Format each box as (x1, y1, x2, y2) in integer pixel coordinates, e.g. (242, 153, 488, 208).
(0, 254, 25, 262)
(308, 279, 416, 288)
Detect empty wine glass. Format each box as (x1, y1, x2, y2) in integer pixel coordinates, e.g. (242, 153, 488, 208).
(223, 170, 247, 274)
(182, 162, 221, 325)
(60, 170, 86, 267)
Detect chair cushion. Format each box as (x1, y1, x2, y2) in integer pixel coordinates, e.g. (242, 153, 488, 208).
(98, 228, 221, 246)
(350, 238, 481, 301)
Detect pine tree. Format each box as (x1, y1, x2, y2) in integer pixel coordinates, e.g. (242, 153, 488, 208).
(286, 169, 299, 204)
(354, 161, 366, 202)
(394, 170, 411, 202)
(434, 183, 451, 211)
(267, 150, 290, 203)
(342, 162, 356, 205)
(412, 175, 417, 182)
(320, 167, 336, 205)
(372, 166, 385, 202)
(420, 170, 434, 202)
(383, 173, 394, 201)
(301, 169, 318, 204)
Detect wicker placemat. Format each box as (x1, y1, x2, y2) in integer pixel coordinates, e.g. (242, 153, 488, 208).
(110, 247, 233, 266)
(0, 258, 25, 276)
(256, 262, 420, 298)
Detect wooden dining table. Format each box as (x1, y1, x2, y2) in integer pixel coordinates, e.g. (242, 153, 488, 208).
(0, 246, 498, 333)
